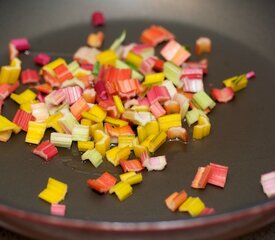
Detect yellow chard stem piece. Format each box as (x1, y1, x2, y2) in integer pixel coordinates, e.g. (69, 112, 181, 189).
(106, 146, 131, 166)
(158, 113, 182, 131)
(96, 50, 117, 66)
(109, 181, 133, 201)
(118, 135, 135, 149)
(25, 121, 47, 144)
(77, 141, 94, 152)
(0, 115, 21, 133)
(178, 197, 205, 217)
(45, 113, 64, 133)
(142, 72, 165, 87)
(94, 130, 110, 156)
(104, 116, 128, 127)
(0, 58, 21, 84)
(38, 177, 68, 204)
(148, 131, 167, 153)
(82, 105, 107, 123)
(113, 95, 125, 114)
(193, 116, 211, 140)
(89, 122, 104, 138)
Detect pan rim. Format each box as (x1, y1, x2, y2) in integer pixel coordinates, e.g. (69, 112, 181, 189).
(0, 199, 274, 232)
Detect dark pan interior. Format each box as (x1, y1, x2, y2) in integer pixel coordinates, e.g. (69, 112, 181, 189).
(0, 0, 274, 227)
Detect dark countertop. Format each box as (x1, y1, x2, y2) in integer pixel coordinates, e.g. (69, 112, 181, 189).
(1, 222, 275, 240)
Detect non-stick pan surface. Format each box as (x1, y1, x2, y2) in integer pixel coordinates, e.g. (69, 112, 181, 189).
(0, 0, 275, 239)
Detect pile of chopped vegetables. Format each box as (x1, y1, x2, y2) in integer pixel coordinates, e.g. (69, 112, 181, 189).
(0, 11, 266, 217)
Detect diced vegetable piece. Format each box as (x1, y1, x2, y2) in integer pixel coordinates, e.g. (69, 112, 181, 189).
(63, 86, 83, 105)
(25, 121, 46, 144)
(211, 87, 234, 103)
(181, 69, 204, 93)
(31, 102, 49, 122)
(132, 44, 155, 59)
(207, 163, 229, 188)
(162, 80, 177, 98)
(143, 72, 165, 87)
(192, 91, 216, 110)
(94, 129, 110, 156)
(33, 140, 58, 161)
(50, 132, 73, 149)
(12, 109, 33, 132)
(70, 97, 89, 121)
(0, 130, 12, 142)
(148, 131, 167, 153)
(0, 114, 21, 133)
(82, 104, 107, 123)
(139, 57, 155, 75)
(34, 53, 51, 66)
(179, 197, 205, 217)
(223, 74, 248, 92)
(105, 116, 128, 127)
(116, 59, 143, 81)
(125, 51, 142, 69)
(120, 159, 144, 172)
(123, 110, 154, 126)
(106, 146, 131, 167)
(163, 100, 180, 115)
(51, 204, 66, 216)
(81, 148, 103, 168)
(0, 58, 21, 84)
(87, 31, 104, 48)
(77, 141, 94, 152)
(72, 124, 90, 141)
(120, 172, 143, 185)
(91, 11, 105, 27)
(165, 190, 188, 212)
(246, 71, 256, 79)
(38, 177, 68, 204)
(173, 93, 190, 118)
(150, 101, 166, 118)
(42, 58, 66, 77)
(45, 113, 64, 133)
(143, 155, 167, 171)
(118, 135, 135, 149)
(161, 40, 191, 66)
(10, 89, 36, 105)
(58, 109, 79, 134)
(87, 172, 117, 193)
(140, 25, 174, 46)
(109, 181, 133, 201)
(193, 116, 211, 140)
(167, 127, 188, 142)
(35, 83, 53, 94)
(110, 31, 126, 52)
(21, 69, 40, 84)
(10, 38, 30, 51)
(163, 61, 182, 86)
(191, 165, 211, 189)
(158, 114, 181, 131)
(185, 108, 200, 126)
(147, 85, 170, 104)
(74, 47, 100, 65)
(195, 37, 212, 55)
(260, 171, 275, 198)
(53, 64, 73, 83)
(96, 49, 117, 66)
(200, 207, 215, 216)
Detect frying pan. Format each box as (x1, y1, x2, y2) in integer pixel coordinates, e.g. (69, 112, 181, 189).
(0, 0, 275, 239)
